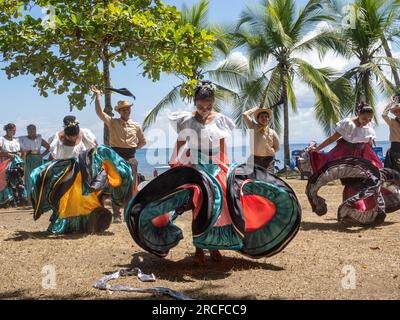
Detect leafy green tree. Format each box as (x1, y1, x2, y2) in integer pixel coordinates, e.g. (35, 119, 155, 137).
(0, 0, 214, 143)
(142, 0, 246, 131)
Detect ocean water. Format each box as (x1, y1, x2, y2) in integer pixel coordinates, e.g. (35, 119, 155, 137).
(136, 141, 391, 176)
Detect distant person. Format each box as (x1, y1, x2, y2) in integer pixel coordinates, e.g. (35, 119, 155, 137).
(19, 124, 50, 195)
(382, 96, 400, 172)
(309, 102, 381, 171)
(243, 107, 280, 173)
(0, 123, 27, 207)
(91, 86, 146, 223)
(153, 168, 158, 177)
(48, 116, 97, 160)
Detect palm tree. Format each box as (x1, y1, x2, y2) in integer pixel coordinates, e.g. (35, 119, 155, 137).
(233, 0, 349, 166)
(142, 0, 247, 130)
(328, 0, 400, 107)
(379, 0, 400, 87)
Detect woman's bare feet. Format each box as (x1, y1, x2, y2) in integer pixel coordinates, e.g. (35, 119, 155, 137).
(194, 248, 206, 265)
(210, 250, 222, 262)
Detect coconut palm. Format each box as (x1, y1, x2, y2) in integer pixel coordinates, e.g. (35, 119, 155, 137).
(378, 0, 400, 87)
(142, 0, 247, 130)
(233, 0, 349, 165)
(328, 0, 400, 107)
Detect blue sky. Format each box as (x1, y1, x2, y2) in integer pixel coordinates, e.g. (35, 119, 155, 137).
(0, 0, 395, 147)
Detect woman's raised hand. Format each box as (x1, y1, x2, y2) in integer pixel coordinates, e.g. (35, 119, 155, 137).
(90, 86, 101, 95)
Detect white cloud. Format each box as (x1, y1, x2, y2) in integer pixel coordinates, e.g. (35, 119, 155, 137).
(216, 50, 249, 69)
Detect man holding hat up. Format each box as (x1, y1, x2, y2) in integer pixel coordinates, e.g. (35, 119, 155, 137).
(382, 95, 400, 172)
(91, 86, 146, 223)
(243, 107, 280, 173)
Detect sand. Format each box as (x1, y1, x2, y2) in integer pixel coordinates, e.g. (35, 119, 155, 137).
(0, 179, 399, 300)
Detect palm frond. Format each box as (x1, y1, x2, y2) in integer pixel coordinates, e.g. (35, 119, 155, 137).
(181, 0, 209, 28)
(285, 72, 297, 112)
(271, 100, 283, 135)
(213, 83, 239, 113)
(294, 57, 339, 106)
(294, 29, 350, 58)
(260, 68, 282, 108)
(142, 86, 182, 131)
(209, 24, 238, 57)
(313, 74, 354, 135)
(231, 76, 270, 129)
(206, 58, 249, 91)
(291, 0, 335, 39)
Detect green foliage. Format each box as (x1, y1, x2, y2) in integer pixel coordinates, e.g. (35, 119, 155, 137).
(143, 0, 241, 130)
(0, 0, 214, 110)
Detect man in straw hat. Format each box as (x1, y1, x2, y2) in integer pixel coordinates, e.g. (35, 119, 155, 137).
(91, 86, 146, 223)
(243, 107, 280, 173)
(382, 95, 400, 172)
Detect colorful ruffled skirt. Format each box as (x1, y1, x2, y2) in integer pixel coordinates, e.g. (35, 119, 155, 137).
(126, 149, 302, 258)
(31, 145, 133, 234)
(0, 156, 27, 208)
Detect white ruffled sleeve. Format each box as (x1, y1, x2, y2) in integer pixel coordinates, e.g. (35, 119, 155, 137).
(169, 111, 193, 141)
(81, 128, 97, 150)
(48, 133, 59, 158)
(212, 114, 236, 140)
(220, 114, 236, 132)
(335, 118, 353, 138)
(169, 112, 192, 132)
(365, 125, 377, 140)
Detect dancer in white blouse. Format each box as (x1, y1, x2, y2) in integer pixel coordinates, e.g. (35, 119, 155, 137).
(48, 116, 97, 160)
(309, 102, 382, 172)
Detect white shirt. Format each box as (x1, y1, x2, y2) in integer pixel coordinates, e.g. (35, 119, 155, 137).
(169, 111, 235, 150)
(48, 128, 97, 159)
(335, 118, 376, 144)
(19, 135, 42, 152)
(0, 136, 21, 153)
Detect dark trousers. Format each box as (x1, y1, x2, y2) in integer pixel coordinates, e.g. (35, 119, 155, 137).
(384, 142, 400, 172)
(111, 147, 138, 219)
(248, 155, 275, 174)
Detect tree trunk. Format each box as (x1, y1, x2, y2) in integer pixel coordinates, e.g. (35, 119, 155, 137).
(363, 71, 370, 105)
(381, 35, 400, 88)
(102, 46, 112, 145)
(282, 83, 290, 167)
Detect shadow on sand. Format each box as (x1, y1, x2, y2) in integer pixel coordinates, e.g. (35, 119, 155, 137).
(3, 230, 114, 241)
(300, 220, 396, 233)
(103, 251, 284, 284)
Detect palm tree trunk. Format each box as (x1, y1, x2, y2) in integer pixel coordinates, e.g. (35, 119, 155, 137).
(381, 35, 400, 88)
(282, 84, 290, 167)
(362, 71, 370, 105)
(102, 46, 112, 146)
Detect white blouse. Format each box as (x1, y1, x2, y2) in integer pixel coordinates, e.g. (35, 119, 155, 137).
(0, 136, 21, 153)
(48, 128, 97, 159)
(335, 118, 376, 144)
(19, 135, 42, 152)
(169, 111, 235, 150)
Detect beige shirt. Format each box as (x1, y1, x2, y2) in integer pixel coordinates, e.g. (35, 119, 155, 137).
(382, 103, 400, 142)
(98, 113, 146, 149)
(243, 107, 280, 157)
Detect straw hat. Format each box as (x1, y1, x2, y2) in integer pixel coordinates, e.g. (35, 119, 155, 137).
(390, 103, 400, 114)
(114, 100, 133, 112)
(253, 108, 273, 120)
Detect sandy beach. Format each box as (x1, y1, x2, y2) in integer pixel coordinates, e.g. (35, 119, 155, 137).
(0, 179, 399, 300)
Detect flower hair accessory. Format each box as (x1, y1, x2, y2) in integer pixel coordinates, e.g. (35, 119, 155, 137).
(195, 80, 216, 93)
(63, 120, 80, 128)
